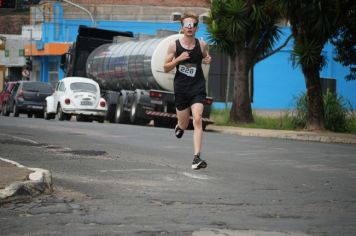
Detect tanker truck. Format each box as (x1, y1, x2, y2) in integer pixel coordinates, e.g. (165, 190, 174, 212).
(62, 25, 214, 128)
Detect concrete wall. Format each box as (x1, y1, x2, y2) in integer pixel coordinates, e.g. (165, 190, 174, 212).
(61, 0, 209, 22)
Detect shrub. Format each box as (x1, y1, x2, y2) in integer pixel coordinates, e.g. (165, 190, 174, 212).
(292, 91, 354, 132)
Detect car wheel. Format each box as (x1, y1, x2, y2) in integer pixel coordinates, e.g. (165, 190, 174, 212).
(3, 103, 10, 116)
(44, 103, 54, 120)
(57, 104, 66, 121)
(13, 104, 19, 117)
(27, 113, 33, 118)
(44, 112, 52, 120)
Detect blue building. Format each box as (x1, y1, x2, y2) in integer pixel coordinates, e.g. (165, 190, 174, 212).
(24, 2, 356, 110)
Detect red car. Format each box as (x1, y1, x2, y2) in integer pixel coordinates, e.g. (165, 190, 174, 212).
(0, 82, 17, 116)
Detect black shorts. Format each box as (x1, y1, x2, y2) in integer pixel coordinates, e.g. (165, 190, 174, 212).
(175, 93, 206, 111)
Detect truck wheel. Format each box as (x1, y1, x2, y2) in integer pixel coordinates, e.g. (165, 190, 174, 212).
(130, 96, 150, 125)
(107, 104, 116, 123)
(115, 96, 129, 123)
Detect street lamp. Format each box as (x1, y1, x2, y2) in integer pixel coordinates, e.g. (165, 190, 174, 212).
(60, 0, 96, 27)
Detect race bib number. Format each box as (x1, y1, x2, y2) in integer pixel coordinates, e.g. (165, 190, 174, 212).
(178, 64, 197, 77)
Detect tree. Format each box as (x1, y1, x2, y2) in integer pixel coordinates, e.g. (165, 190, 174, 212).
(277, 0, 344, 130)
(207, 0, 284, 123)
(331, 0, 356, 81)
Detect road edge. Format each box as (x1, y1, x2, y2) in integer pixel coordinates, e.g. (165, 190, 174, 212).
(0, 158, 52, 204)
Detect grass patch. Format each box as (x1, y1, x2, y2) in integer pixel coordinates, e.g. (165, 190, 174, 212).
(347, 116, 356, 133)
(211, 108, 356, 133)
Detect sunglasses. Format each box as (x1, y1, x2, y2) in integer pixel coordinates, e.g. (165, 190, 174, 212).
(182, 22, 198, 28)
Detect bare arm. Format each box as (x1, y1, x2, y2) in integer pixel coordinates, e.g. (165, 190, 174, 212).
(200, 40, 212, 64)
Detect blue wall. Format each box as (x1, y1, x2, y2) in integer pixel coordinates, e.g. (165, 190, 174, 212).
(37, 3, 355, 110)
(226, 28, 355, 110)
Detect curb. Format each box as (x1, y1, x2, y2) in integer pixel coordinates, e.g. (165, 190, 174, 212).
(0, 158, 52, 205)
(207, 126, 356, 144)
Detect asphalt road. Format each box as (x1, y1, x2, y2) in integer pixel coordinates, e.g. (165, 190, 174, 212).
(0, 116, 355, 236)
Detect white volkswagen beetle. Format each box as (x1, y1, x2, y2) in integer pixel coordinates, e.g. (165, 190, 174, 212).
(45, 77, 107, 122)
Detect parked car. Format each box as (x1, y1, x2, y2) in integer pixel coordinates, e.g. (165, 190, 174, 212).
(4, 81, 53, 118)
(0, 81, 17, 116)
(45, 77, 107, 122)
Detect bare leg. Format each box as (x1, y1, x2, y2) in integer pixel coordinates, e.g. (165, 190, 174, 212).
(191, 103, 204, 155)
(176, 107, 190, 130)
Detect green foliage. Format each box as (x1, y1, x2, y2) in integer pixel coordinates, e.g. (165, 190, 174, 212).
(331, 1, 356, 81)
(278, 0, 341, 71)
(292, 40, 325, 70)
(211, 96, 356, 133)
(291, 92, 309, 128)
(292, 91, 355, 132)
(207, 0, 282, 58)
(211, 109, 295, 130)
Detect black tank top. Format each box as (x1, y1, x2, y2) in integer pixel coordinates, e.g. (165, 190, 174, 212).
(174, 39, 206, 95)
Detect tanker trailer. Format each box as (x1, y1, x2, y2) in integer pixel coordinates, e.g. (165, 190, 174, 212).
(86, 32, 214, 128)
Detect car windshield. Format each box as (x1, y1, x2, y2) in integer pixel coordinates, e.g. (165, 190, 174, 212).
(70, 82, 97, 93)
(22, 82, 53, 93)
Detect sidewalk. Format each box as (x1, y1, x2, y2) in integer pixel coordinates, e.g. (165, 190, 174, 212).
(0, 158, 52, 205)
(207, 125, 356, 144)
(1, 126, 355, 204)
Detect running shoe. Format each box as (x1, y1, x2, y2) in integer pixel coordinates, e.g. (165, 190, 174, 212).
(191, 155, 207, 170)
(175, 124, 184, 139)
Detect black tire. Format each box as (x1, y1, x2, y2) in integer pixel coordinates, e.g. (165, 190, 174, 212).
(3, 103, 10, 116)
(13, 104, 19, 117)
(27, 113, 33, 118)
(1, 104, 6, 116)
(57, 104, 66, 121)
(44, 102, 55, 120)
(115, 95, 129, 123)
(106, 104, 116, 123)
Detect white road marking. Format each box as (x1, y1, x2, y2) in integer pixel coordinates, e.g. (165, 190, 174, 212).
(182, 172, 213, 180)
(0, 133, 38, 144)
